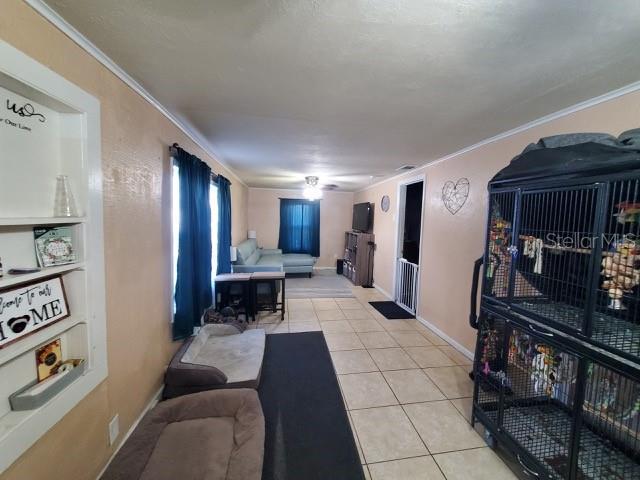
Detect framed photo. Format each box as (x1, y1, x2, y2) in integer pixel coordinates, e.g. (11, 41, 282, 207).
(0, 276, 70, 349)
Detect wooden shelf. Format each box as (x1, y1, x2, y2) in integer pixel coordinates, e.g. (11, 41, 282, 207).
(0, 263, 85, 289)
(0, 217, 86, 227)
(0, 315, 85, 367)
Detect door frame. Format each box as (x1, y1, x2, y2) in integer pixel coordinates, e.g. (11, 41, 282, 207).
(392, 173, 427, 313)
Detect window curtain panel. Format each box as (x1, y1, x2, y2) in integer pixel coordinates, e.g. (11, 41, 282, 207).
(278, 199, 320, 257)
(217, 175, 232, 274)
(173, 147, 213, 340)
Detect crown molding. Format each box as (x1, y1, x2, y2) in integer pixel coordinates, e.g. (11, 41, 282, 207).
(24, 0, 247, 187)
(248, 186, 354, 194)
(357, 79, 640, 193)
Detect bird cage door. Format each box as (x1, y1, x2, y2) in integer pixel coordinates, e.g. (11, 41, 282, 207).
(483, 189, 519, 304)
(510, 185, 602, 336)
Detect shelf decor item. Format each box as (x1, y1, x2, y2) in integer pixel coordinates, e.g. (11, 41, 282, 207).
(35, 338, 62, 382)
(53, 174, 78, 217)
(9, 359, 86, 411)
(0, 276, 69, 349)
(34, 226, 76, 267)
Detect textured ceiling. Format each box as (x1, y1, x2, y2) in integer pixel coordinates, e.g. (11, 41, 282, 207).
(45, 0, 640, 190)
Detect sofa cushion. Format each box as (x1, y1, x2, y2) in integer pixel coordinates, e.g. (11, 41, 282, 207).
(102, 389, 265, 480)
(282, 253, 317, 267)
(244, 249, 260, 266)
(256, 254, 284, 266)
(235, 239, 258, 265)
(183, 328, 265, 384)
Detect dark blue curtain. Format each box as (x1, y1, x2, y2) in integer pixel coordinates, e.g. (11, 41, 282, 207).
(278, 199, 320, 257)
(173, 147, 212, 340)
(217, 175, 232, 274)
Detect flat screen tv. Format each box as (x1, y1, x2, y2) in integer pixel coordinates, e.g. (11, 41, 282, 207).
(352, 202, 372, 232)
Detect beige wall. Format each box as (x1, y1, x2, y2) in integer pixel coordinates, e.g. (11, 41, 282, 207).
(356, 89, 640, 353)
(0, 1, 248, 478)
(247, 188, 354, 268)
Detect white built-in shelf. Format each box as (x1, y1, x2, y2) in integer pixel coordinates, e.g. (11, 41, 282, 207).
(0, 39, 105, 472)
(0, 315, 85, 368)
(0, 263, 85, 289)
(0, 217, 86, 227)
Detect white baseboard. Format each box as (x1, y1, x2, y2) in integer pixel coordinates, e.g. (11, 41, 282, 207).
(95, 385, 163, 480)
(314, 266, 336, 270)
(416, 315, 474, 360)
(372, 283, 393, 299)
(370, 284, 473, 361)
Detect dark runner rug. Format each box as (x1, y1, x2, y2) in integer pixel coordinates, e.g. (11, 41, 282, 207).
(258, 332, 365, 480)
(369, 301, 415, 319)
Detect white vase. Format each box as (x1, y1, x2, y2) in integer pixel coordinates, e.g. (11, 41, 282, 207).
(54, 175, 78, 217)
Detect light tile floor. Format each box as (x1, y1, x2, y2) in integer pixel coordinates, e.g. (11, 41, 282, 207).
(249, 285, 518, 480)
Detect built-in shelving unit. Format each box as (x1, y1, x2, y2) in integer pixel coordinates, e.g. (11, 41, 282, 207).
(343, 231, 375, 286)
(0, 40, 106, 472)
(0, 217, 86, 227)
(0, 262, 86, 289)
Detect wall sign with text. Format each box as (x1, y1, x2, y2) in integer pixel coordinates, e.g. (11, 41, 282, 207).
(0, 276, 70, 348)
(1, 94, 47, 133)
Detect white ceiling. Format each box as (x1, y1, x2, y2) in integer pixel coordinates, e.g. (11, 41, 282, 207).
(45, 0, 640, 191)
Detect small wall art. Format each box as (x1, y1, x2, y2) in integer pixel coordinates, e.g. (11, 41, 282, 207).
(442, 178, 470, 215)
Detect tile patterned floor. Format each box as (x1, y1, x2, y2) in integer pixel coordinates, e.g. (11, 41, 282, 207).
(249, 285, 518, 480)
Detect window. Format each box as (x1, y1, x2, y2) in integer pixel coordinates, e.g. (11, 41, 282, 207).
(171, 162, 218, 312)
(278, 198, 320, 257)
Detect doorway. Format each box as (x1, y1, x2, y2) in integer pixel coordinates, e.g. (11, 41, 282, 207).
(394, 177, 424, 314)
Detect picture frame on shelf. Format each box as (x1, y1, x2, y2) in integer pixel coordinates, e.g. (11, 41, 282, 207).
(0, 275, 70, 349)
(34, 226, 76, 267)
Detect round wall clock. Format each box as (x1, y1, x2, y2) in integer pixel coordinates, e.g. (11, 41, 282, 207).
(381, 195, 390, 212)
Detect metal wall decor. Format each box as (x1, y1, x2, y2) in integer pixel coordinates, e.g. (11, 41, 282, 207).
(441, 177, 470, 214)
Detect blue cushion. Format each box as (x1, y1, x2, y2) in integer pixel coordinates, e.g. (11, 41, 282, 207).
(244, 250, 260, 266)
(256, 254, 283, 267)
(282, 254, 316, 267)
(235, 239, 258, 265)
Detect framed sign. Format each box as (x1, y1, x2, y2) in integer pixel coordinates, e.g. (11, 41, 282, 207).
(0, 276, 69, 349)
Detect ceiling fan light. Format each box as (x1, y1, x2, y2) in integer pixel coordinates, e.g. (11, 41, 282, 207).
(303, 185, 322, 200)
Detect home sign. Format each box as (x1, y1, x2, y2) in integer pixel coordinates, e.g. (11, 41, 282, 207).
(0, 276, 69, 348)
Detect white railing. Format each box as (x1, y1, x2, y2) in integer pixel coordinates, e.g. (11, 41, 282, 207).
(395, 258, 419, 314)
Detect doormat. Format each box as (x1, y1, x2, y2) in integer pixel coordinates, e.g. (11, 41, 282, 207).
(259, 332, 365, 480)
(369, 301, 414, 319)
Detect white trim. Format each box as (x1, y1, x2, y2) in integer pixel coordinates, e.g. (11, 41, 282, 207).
(392, 174, 426, 312)
(314, 266, 337, 270)
(249, 187, 353, 193)
(416, 315, 474, 361)
(372, 282, 474, 360)
(372, 283, 393, 300)
(357, 80, 640, 194)
(95, 386, 163, 480)
(23, 0, 247, 188)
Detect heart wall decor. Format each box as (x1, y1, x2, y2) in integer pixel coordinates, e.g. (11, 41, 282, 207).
(441, 178, 470, 215)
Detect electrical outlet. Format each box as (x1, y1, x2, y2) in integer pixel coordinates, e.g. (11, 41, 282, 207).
(108, 414, 119, 445)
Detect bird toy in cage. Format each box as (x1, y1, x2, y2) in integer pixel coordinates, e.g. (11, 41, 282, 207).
(530, 344, 560, 397)
(486, 204, 512, 281)
(480, 328, 499, 375)
(601, 238, 640, 310)
(613, 201, 640, 225)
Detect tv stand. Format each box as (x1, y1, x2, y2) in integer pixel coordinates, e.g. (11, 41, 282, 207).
(342, 231, 375, 286)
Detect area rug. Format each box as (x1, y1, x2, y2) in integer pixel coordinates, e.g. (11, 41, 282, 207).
(369, 301, 415, 319)
(285, 270, 353, 298)
(258, 332, 365, 480)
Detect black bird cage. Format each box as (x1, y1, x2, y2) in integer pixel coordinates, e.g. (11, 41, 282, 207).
(472, 132, 640, 480)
